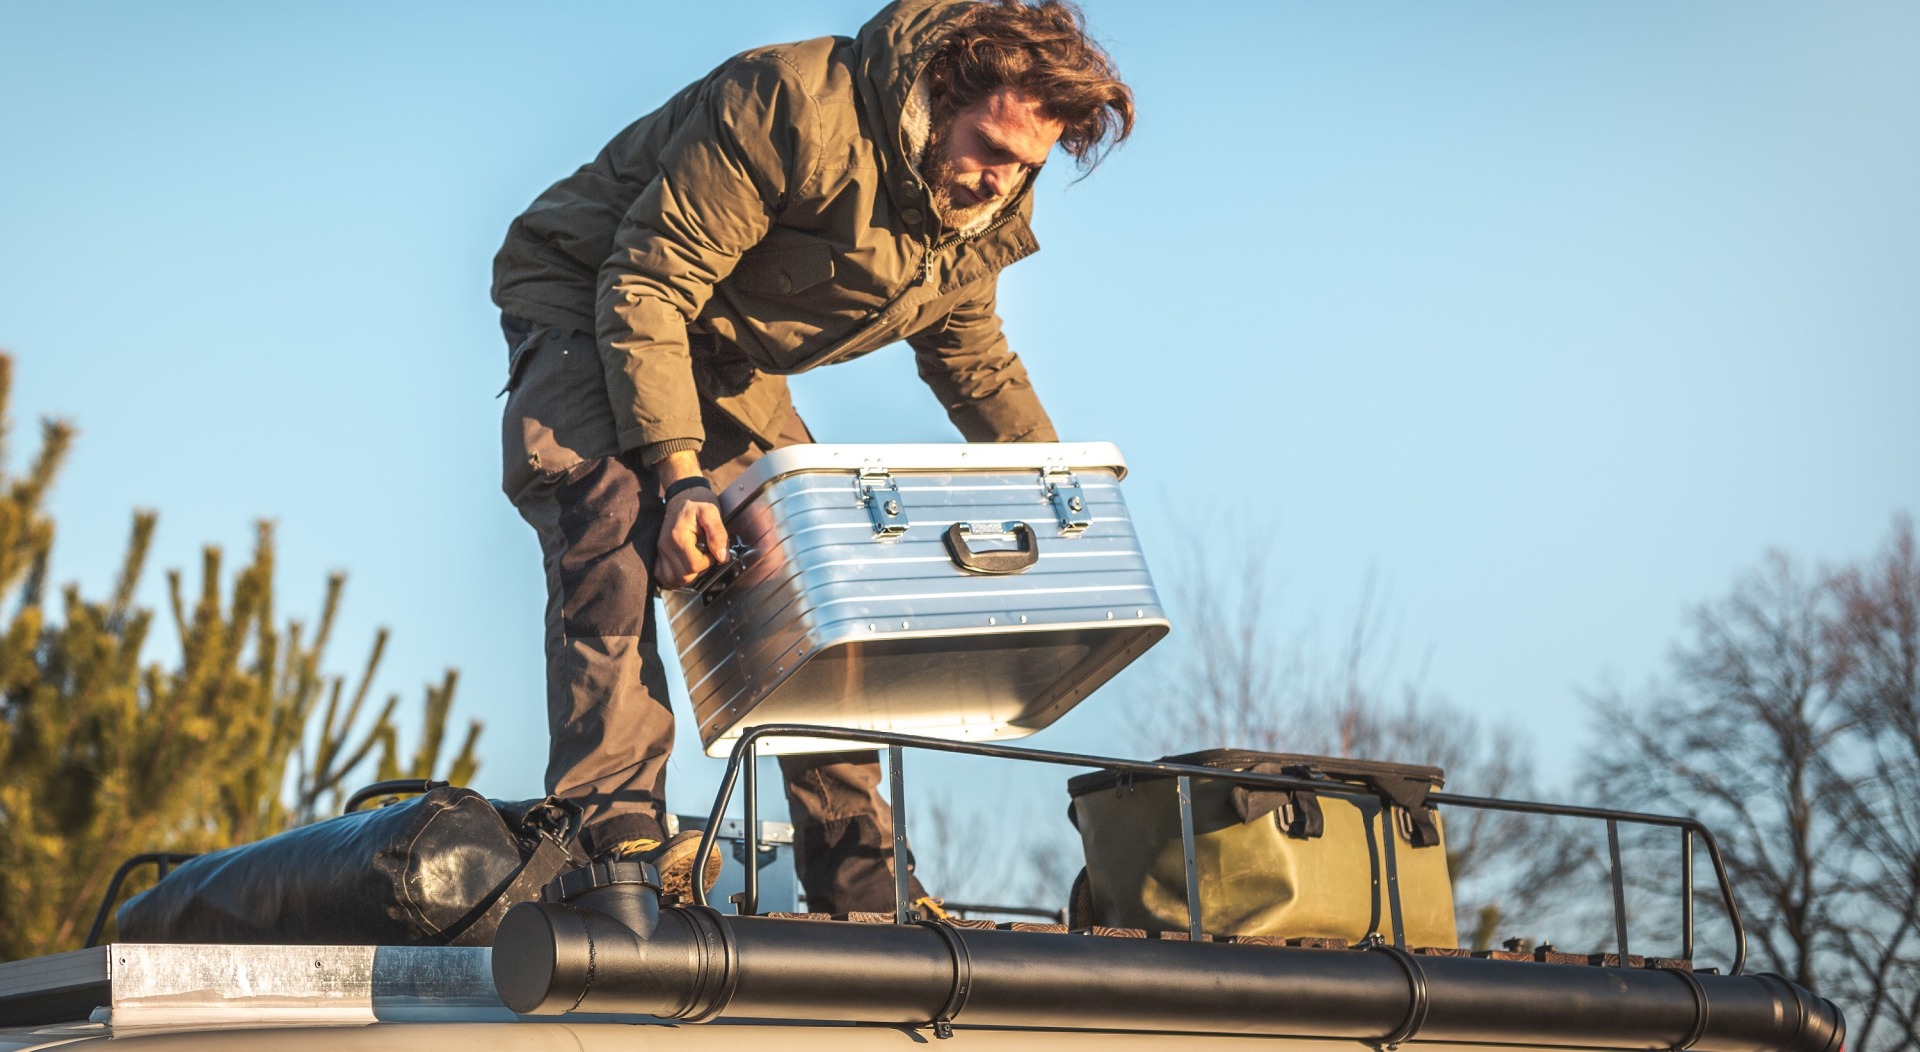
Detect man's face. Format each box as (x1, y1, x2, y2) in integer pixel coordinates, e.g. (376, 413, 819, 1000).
(923, 88, 1064, 231)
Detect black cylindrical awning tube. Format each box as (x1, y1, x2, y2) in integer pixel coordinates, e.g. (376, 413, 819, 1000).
(1421, 957, 1703, 1047)
(1420, 958, 1840, 1052)
(713, 912, 952, 1022)
(954, 933, 1389, 1036)
(493, 905, 1843, 1052)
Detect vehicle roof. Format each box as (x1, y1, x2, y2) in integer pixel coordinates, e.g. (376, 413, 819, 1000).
(0, 1019, 1534, 1052)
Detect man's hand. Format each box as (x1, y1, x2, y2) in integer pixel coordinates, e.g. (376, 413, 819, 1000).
(654, 452, 728, 589)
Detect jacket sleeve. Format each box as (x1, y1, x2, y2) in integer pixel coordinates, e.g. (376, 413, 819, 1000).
(908, 283, 1058, 443)
(595, 56, 815, 462)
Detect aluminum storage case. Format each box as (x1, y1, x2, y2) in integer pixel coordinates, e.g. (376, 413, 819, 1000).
(666, 443, 1168, 756)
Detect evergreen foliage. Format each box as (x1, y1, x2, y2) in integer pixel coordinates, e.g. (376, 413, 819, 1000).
(0, 354, 481, 960)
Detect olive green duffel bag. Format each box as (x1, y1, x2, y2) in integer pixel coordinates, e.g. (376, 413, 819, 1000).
(1067, 750, 1458, 948)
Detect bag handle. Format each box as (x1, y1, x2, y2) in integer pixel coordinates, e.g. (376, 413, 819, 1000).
(1231, 762, 1442, 848)
(1231, 763, 1325, 839)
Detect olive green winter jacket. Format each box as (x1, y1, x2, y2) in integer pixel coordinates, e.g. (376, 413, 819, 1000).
(491, 0, 1057, 464)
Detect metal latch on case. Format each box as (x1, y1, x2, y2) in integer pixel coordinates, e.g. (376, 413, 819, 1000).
(1042, 465, 1090, 534)
(857, 465, 909, 536)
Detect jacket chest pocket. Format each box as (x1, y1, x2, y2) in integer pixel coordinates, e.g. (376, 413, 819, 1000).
(730, 242, 836, 297)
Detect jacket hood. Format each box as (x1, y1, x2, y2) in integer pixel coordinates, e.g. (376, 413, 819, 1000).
(855, 0, 1038, 235)
(854, 0, 975, 181)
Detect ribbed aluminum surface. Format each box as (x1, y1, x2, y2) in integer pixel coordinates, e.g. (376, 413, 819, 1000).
(667, 447, 1167, 756)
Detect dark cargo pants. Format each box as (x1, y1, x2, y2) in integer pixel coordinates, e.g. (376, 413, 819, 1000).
(500, 319, 925, 913)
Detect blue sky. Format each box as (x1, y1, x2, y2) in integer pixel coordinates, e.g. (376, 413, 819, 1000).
(2, 1, 1915, 835)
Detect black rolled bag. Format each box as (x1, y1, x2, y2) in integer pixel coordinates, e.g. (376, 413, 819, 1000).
(116, 788, 586, 946)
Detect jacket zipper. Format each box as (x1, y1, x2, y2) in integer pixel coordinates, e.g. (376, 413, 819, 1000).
(921, 208, 1017, 285)
(918, 228, 963, 285)
(803, 209, 1020, 372)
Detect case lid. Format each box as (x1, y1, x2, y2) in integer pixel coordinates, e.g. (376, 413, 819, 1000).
(715, 442, 1128, 515)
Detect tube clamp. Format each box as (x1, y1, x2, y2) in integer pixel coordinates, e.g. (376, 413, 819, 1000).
(1361, 943, 1430, 1049)
(1669, 967, 1710, 1051)
(921, 919, 974, 1038)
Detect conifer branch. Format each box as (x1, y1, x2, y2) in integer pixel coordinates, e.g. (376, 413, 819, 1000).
(0, 352, 484, 958)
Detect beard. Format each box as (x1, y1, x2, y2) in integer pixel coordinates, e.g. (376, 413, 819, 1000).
(922, 121, 1004, 233)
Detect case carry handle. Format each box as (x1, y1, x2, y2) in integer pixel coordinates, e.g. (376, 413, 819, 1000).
(944, 521, 1039, 575)
(687, 540, 754, 605)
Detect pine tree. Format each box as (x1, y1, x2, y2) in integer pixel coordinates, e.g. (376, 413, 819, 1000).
(0, 353, 481, 960)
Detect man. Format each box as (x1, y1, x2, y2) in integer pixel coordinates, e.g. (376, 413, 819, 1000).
(493, 0, 1132, 911)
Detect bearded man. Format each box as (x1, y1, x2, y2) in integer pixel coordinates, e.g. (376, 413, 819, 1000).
(493, 0, 1132, 911)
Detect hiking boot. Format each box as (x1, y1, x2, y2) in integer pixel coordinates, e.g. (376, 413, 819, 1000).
(606, 830, 722, 902)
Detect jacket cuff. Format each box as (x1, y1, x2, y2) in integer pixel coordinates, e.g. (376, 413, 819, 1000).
(638, 437, 704, 467)
(950, 391, 1057, 443)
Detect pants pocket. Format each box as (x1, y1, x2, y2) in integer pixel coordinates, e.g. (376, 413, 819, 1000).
(501, 327, 615, 505)
(500, 325, 541, 395)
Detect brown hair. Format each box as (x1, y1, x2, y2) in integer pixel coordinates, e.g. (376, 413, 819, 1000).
(922, 0, 1135, 170)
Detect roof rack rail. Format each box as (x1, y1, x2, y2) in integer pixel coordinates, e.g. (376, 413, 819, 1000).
(694, 723, 1747, 973)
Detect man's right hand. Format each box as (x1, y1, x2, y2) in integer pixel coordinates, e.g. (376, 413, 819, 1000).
(653, 452, 728, 589)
